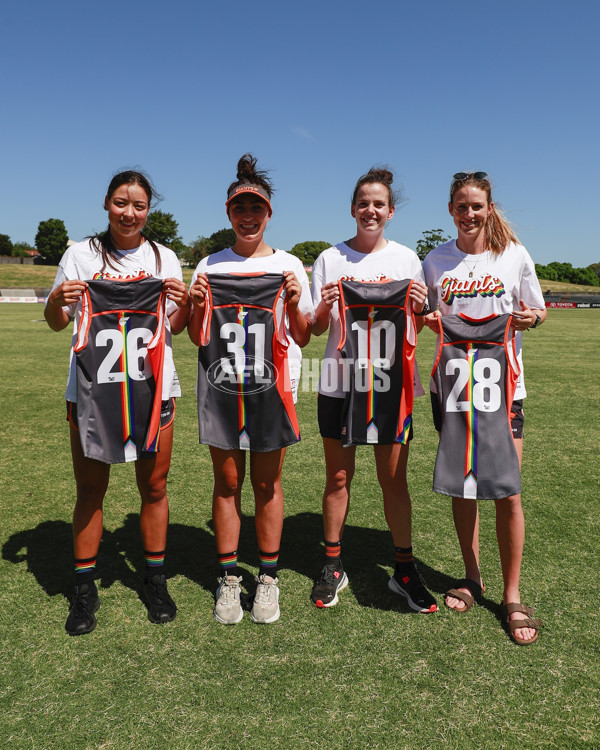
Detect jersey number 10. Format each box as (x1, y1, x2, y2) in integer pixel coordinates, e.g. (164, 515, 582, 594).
(351, 319, 396, 369)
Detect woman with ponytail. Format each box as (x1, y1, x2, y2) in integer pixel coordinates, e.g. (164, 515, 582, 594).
(309, 167, 438, 614)
(423, 171, 546, 645)
(45, 170, 190, 635)
(188, 154, 313, 625)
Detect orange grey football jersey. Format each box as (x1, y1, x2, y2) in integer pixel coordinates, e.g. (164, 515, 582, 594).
(432, 313, 521, 499)
(74, 276, 166, 464)
(337, 279, 415, 446)
(196, 273, 300, 452)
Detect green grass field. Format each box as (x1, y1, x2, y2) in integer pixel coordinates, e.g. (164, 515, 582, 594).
(1, 305, 599, 749)
(1, 263, 599, 295)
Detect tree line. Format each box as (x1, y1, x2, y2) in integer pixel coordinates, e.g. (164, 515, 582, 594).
(2, 214, 599, 286)
(534, 261, 599, 287)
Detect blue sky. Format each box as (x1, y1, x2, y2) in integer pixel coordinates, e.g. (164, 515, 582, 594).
(1, 0, 598, 266)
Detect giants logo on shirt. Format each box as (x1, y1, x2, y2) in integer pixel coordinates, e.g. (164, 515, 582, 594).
(339, 273, 395, 284)
(92, 269, 153, 281)
(440, 274, 506, 304)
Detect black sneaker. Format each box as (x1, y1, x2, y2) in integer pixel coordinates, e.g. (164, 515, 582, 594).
(65, 582, 100, 636)
(144, 574, 177, 623)
(388, 562, 438, 613)
(311, 561, 348, 608)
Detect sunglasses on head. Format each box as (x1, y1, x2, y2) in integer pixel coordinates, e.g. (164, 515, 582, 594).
(452, 171, 488, 181)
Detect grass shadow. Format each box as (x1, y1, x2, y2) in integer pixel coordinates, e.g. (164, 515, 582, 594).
(3, 513, 503, 619)
(281, 511, 449, 613)
(2, 520, 73, 598)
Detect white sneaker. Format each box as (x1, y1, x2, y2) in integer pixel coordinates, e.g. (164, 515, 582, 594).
(214, 575, 243, 625)
(250, 574, 280, 624)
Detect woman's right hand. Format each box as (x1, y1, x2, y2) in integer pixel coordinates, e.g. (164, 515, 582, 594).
(320, 281, 340, 308)
(189, 273, 209, 308)
(46, 280, 87, 308)
(424, 310, 442, 333)
(45, 280, 87, 331)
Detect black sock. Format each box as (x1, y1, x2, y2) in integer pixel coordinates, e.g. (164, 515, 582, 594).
(394, 546, 414, 570)
(324, 540, 342, 566)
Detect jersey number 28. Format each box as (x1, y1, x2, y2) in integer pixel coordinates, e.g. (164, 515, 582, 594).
(445, 356, 501, 412)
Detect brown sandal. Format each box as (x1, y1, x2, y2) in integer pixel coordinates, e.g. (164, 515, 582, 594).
(444, 579, 485, 612)
(501, 602, 542, 645)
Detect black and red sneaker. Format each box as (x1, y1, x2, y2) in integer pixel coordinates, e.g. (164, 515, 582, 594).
(311, 561, 348, 608)
(388, 562, 438, 613)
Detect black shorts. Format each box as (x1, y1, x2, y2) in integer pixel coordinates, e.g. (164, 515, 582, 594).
(430, 392, 524, 439)
(66, 397, 176, 431)
(317, 393, 414, 442)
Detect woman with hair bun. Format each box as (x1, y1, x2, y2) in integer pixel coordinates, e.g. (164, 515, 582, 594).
(45, 170, 190, 635)
(423, 171, 545, 645)
(309, 167, 438, 614)
(189, 154, 313, 625)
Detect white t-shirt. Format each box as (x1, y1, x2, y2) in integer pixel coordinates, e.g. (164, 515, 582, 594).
(51, 239, 183, 402)
(422, 240, 545, 399)
(191, 248, 314, 401)
(311, 241, 426, 398)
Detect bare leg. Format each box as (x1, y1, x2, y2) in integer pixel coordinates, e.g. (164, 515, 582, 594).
(210, 447, 246, 555)
(321, 438, 356, 543)
(70, 425, 110, 560)
(249, 449, 286, 554)
(445, 498, 483, 611)
(135, 422, 174, 554)
(374, 443, 412, 548)
(496, 437, 536, 640)
(495, 493, 525, 605)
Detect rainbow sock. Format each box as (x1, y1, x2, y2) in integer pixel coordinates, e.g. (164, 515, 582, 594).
(258, 550, 279, 579)
(74, 556, 96, 585)
(144, 549, 165, 578)
(218, 551, 239, 578)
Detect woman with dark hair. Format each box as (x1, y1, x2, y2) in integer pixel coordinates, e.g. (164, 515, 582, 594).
(423, 171, 545, 645)
(45, 170, 189, 635)
(309, 167, 437, 614)
(188, 154, 313, 625)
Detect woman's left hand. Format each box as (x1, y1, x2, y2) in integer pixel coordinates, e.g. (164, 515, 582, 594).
(163, 278, 190, 309)
(409, 280, 428, 314)
(511, 301, 538, 331)
(283, 270, 302, 309)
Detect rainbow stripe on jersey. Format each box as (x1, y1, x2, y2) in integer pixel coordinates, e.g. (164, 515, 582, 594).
(463, 344, 479, 498)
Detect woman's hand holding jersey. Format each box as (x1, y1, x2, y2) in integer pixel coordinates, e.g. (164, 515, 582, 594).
(163, 277, 189, 308)
(284, 270, 312, 347)
(189, 273, 209, 308)
(44, 280, 88, 331)
(424, 310, 442, 334)
(409, 280, 428, 314)
(511, 301, 545, 331)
